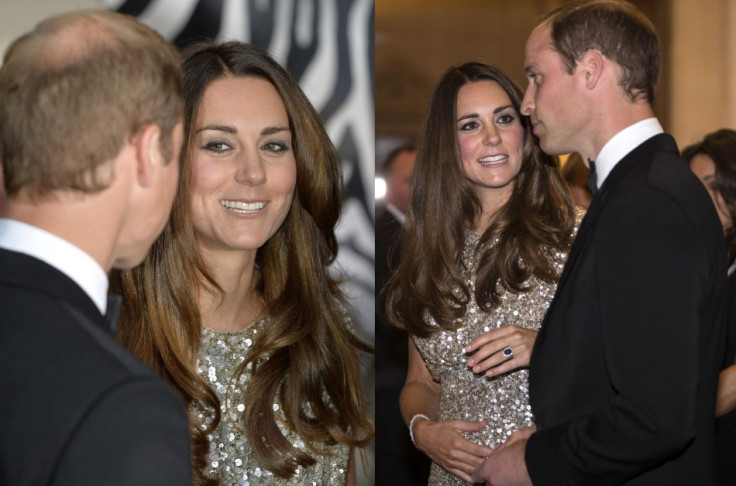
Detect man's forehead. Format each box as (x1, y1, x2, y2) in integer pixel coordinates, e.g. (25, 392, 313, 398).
(524, 25, 555, 65)
(527, 23, 552, 50)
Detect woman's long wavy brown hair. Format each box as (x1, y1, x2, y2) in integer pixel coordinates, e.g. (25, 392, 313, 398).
(112, 41, 373, 485)
(384, 62, 576, 337)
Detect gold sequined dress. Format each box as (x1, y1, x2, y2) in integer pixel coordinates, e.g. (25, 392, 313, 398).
(413, 226, 575, 486)
(193, 317, 350, 485)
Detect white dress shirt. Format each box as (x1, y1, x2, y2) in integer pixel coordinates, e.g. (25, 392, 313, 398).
(0, 218, 109, 314)
(385, 202, 406, 224)
(593, 118, 664, 190)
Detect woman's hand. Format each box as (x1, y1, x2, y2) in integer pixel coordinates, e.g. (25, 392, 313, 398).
(717, 364, 736, 417)
(464, 325, 538, 377)
(413, 418, 494, 483)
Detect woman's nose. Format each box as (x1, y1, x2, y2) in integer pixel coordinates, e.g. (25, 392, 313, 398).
(234, 151, 266, 185)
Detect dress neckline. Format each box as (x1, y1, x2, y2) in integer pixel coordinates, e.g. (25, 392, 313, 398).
(201, 315, 266, 336)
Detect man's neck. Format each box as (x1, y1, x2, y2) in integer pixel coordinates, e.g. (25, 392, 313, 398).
(586, 100, 656, 163)
(3, 194, 123, 273)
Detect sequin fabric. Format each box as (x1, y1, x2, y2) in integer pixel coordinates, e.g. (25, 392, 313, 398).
(414, 211, 582, 486)
(194, 317, 349, 485)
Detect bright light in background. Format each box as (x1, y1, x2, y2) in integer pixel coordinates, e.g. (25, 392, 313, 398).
(375, 177, 387, 199)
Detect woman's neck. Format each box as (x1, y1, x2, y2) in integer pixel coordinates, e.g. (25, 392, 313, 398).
(473, 186, 512, 234)
(198, 248, 263, 332)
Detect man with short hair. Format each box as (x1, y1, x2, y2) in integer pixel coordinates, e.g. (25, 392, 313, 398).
(0, 10, 192, 485)
(375, 143, 416, 300)
(473, 1, 727, 484)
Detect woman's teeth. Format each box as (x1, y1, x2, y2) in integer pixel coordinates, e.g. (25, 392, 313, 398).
(220, 200, 266, 213)
(479, 155, 507, 165)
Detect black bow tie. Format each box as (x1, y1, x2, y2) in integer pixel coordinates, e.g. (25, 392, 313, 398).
(587, 160, 598, 195)
(105, 293, 122, 333)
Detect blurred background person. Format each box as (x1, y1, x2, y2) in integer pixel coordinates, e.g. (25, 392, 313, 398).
(384, 62, 579, 484)
(375, 142, 431, 486)
(376, 142, 415, 334)
(376, 144, 415, 301)
(683, 128, 736, 486)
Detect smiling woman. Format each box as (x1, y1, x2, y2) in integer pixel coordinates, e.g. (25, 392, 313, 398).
(112, 41, 374, 486)
(189, 76, 297, 255)
(455, 80, 525, 232)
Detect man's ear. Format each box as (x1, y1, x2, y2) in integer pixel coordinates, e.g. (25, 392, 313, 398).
(580, 49, 605, 90)
(131, 123, 162, 189)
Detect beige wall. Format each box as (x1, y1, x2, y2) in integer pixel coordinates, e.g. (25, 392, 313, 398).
(670, 0, 736, 147)
(377, 0, 736, 150)
(0, 0, 99, 62)
(375, 0, 557, 138)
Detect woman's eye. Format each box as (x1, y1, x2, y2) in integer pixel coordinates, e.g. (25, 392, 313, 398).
(202, 141, 231, 154)
(459, 121, 479, 131)
(262, 141, 289, 153)
(497, 114, 515, 125)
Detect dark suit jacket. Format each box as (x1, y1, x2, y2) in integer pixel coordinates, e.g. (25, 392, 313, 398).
(526, 134, 727, 485)
(375, 203, 407, 372)
(0, 249, 193, 485)
(716, 271, 736, 484)
(722, 271, 736, 369)
(374, 203, 431, 486)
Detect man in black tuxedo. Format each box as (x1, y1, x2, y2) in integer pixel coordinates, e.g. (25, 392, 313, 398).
(474, 1, 727, 485)
(375, 143, 431, 485)
(376, 143, 415, 326)
(0, 11, 192, 485)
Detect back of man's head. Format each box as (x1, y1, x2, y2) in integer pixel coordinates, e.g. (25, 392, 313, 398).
(0, 10, 182, 200)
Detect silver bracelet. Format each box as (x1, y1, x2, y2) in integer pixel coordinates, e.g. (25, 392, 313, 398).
(409, 413, 431, 446)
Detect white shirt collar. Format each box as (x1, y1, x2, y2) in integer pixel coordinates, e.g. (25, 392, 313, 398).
(0, 218, 109, 314)
(385, 202, 406, 224)
(593, 118, 664, 189)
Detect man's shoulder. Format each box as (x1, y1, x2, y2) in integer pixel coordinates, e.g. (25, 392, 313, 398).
(0, 252, 173, 383)
(0, 255, 179, 422)
(0, 280, 174, 407)
(1, 282, 164, 383)
(609, 137, 710, 213)
(0, 283, 188, 485)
